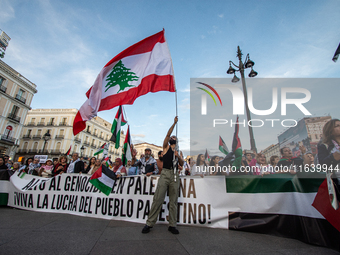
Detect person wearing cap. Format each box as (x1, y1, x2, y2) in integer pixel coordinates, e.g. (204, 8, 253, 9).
(134, 148, 158, 176)
(38, 159, 54, 178)
(142, 116, 184, 235)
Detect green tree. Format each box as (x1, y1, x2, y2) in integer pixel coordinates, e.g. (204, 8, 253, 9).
(105, 60, 139, 93)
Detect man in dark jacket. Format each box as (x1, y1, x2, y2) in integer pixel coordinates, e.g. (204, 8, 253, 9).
(67, 153, 84, 173)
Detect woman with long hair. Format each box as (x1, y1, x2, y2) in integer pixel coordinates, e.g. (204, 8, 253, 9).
(191, 154, 208, 177)
(86, 157, 97, 175)
(53, 156, 68, 176)
(318, 119, 340, 191)
(19, 157, 34, 173)
(209, 156, 221, 175)
(0, 156, 7, 170)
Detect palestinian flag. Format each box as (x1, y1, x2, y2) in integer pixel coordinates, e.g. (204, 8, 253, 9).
(94, 143, 106, 156)
(73, 29, 175, 135)
(312, 176, 340, 232)
(110, 106, 127, 149)
(219, 136, 229, 155)
(231, 116, 242, 170)
(204, 149, 210, 162)
(89, 165, 116, 196)
(122, 125, 132, 166)
(103, 156, 112, 168)
(226, 174, 340, 251)
(332, 42, 340, 62)
(65, 145, 71, 156)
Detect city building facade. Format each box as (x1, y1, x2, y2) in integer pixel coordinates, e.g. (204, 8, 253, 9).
(133, 142, 162, 159)
(262, 143, 280, 162)
(16, 109, 125, 162)
(0, 60, 37, 158)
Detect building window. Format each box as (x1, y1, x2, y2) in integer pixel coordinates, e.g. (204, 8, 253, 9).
(23, 142, 28, 150)
(27, 129, 32, 135)
(11, 105, 19, 116)
(0, 76, 6, 92)
(59, 129, 64, 135)
(56, 142, 61, 150)
(37, 129, 42, 135)
(33, 142, 38, 150)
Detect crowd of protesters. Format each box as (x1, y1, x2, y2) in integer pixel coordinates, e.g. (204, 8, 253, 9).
(1, 119, 340, 181)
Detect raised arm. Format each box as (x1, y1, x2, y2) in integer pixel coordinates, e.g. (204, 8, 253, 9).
(163, 116, 178, 149)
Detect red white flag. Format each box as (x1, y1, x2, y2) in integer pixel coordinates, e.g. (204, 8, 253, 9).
(73, 30, 175, 135)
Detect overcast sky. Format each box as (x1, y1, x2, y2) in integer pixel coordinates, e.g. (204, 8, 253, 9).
(1, 0, 340, 156)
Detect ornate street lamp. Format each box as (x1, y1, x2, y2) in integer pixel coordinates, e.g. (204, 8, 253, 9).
(42, 131, 51, 153)
(227, 46, 258, 152)
(80, 145, 85, 157)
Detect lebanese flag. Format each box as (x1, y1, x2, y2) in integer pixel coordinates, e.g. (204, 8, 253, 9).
(73, 29, 175, 135)
(89, 165, 116, 196)
(110, 106, 127, 149)
(122, 125, 132, 166)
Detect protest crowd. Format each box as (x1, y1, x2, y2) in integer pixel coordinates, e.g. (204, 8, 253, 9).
(1, 118, 339, 182)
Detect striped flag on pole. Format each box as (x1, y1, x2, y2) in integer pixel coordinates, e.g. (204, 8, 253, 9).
(94, 143, 107, 156)
(110, 106, 127, 149)
(122, 125, 132, 166)
(219, 136, 229, 155)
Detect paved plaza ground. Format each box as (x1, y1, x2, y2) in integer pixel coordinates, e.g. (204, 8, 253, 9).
(0, 207, 338, 255)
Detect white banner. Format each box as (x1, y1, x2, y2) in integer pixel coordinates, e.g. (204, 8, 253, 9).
(7, 173, 229, 228)
(6, 173, 324, 228)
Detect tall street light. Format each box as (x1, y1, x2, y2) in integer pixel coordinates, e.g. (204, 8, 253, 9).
(42, 131, 51, 153)
(80, 145, 85, 158)
(227, 46, 258, 153)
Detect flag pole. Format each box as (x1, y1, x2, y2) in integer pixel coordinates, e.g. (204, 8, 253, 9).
(164, 28, 179, 181)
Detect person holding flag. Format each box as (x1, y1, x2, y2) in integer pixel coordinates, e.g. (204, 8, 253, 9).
(142, 116, 184, 234)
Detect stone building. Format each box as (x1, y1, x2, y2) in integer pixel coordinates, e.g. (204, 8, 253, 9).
(133, 142, 162, 159)
(0, 60, 37, 158)
(16, 109, 125, 162)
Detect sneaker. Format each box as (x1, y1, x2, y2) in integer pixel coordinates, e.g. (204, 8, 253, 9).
(142, 225, 152, 233)
(168, 226, 179, 234)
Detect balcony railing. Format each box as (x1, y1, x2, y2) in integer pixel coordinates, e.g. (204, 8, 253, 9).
(27, 122, 35, 126)
(29, 149, 39, 154)
(90, 144, 96, 149)
(55, 135, 65, 139)
(0, 85, 6, 93)
(1, 134, 15, 143)
(17, 149, 28, 154)
(59, 122, 67, 126)
(7, 113, 21, 123)
(83, 141, 90, 146)
(15, 94, 26, 104)
(37, 122, 45, 126)
(32, 135, 42, 139)
(47, 122, 55, 126)
(22, 134, 31, 139)
(74, 137, 81, 143)
(50, 150, 61, 155)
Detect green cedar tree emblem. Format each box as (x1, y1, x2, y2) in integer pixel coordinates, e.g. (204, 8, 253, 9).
(104, 60, 139, 93)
